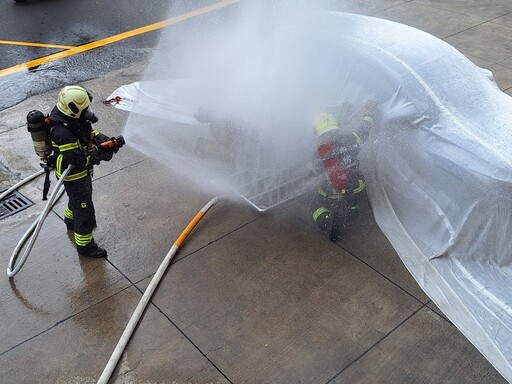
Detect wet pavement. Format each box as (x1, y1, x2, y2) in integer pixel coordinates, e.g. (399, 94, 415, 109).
(1, 1, 512, 383)
(0, 0, 225, 110)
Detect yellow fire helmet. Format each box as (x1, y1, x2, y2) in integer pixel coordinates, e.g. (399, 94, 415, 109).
(57, 85, 92, 118)
(313, 113, 339, 136)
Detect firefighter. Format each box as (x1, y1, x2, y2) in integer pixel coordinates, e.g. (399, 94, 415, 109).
(48, 85, 117, 258)
(310, 101, 379, 242)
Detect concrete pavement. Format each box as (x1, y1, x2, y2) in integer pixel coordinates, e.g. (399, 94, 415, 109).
(1, 1, 512, 383)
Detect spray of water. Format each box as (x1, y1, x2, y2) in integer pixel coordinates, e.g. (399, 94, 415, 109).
(122, 1, 376, 210)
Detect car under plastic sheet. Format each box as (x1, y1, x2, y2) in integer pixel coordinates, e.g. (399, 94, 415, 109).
(106, 12, 512, 381)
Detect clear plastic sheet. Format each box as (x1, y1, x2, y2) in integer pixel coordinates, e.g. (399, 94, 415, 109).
(108, 12, 512, 380)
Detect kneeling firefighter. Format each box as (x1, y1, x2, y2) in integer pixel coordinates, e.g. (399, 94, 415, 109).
(310, 101, 378, 242)
(47, 85, 124, 258)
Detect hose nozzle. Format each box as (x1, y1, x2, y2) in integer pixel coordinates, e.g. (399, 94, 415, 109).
(100, 135, 125, 151)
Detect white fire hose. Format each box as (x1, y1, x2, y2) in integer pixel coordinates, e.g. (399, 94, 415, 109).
(97, 196, 223, 384)
(6, 166, 71, 277)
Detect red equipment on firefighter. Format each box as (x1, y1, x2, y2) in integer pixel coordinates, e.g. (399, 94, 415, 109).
(315, 114, 351, 193)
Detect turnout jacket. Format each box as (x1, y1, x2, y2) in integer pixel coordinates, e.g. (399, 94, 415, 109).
(48, 107, 110, 182)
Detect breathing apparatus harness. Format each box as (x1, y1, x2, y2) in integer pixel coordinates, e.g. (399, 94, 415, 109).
(26, 109, 125, 199)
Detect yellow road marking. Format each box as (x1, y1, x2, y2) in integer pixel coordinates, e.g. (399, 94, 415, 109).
(0, 0, 238, 78)
(0, 40, 76, 49)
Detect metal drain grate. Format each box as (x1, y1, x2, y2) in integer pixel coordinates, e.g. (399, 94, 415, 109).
(0, 189, 34, 220)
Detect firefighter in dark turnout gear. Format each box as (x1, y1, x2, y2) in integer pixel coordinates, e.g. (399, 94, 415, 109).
(310, 101, 379, 242)
(48, 85, 116, 258)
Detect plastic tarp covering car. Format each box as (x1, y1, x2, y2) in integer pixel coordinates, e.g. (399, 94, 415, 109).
(108, 12, 512, 380)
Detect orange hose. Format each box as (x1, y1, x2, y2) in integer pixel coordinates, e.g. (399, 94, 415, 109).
(174, 210, 206, 247)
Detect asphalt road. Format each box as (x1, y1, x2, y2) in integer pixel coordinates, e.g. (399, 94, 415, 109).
(0, 0, 237, 109)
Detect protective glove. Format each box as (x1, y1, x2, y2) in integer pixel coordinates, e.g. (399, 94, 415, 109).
(101, 150, 114, 162)
(90, 149, 113, 165)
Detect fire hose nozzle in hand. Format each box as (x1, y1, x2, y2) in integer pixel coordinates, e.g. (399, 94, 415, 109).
(100, 135, 125, 153)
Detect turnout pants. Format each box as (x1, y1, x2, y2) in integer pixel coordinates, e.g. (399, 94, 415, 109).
(63, 176, 97, 249)
(309, 182, 365, 241)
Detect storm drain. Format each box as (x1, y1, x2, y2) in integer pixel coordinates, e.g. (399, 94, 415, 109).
(0, 189, 34, 220)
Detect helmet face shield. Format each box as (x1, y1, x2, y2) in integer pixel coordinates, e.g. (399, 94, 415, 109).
(57, 86, 92, 118)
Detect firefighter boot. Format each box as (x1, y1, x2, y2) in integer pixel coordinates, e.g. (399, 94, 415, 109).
(77, 241, 107, 258)
(329, 225, 340, 242)
(329, 213, 351, 242)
